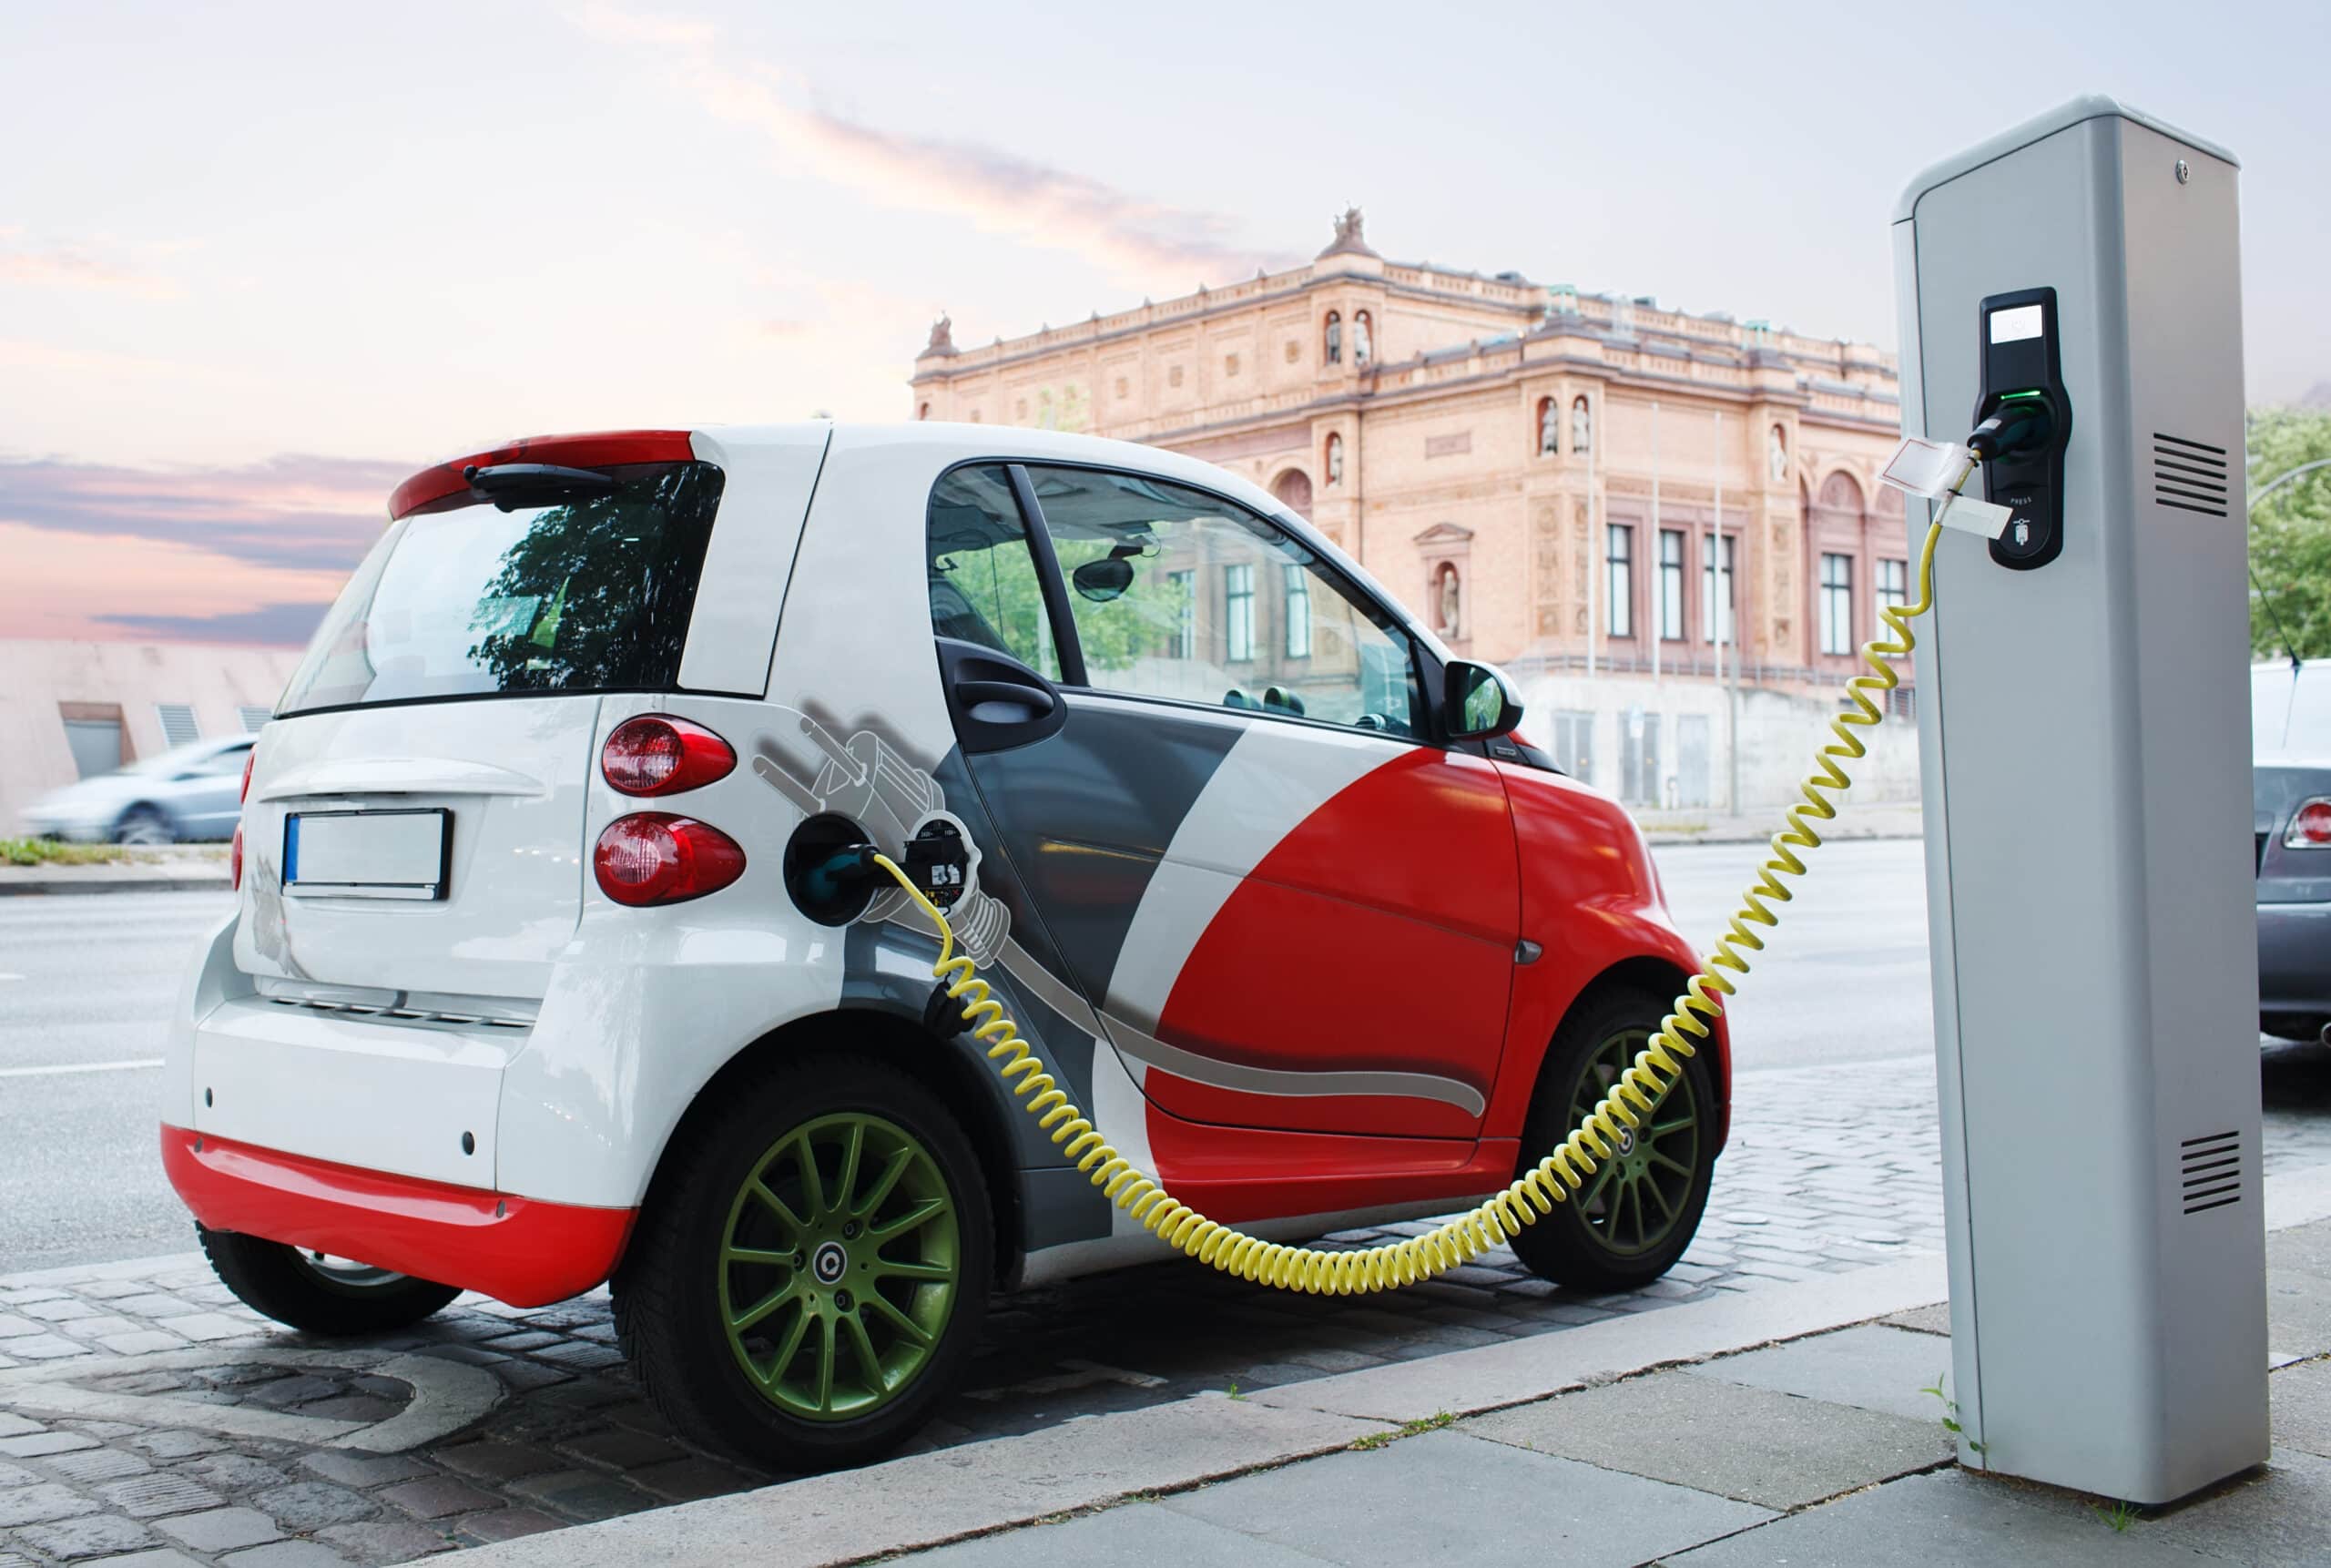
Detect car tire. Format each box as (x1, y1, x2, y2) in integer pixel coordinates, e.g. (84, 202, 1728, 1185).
(614, 1052, 993, 1472)
(198, 1227, 462, 1334)
(1508, 984, 1716, 1294)
(115, 806, 175, 846)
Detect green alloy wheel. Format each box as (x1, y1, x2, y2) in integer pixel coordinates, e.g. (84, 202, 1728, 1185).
(718, 1112, 961, 1420)
(615, 1054, 993, 1471)
(1509, 984, 1717, 1293)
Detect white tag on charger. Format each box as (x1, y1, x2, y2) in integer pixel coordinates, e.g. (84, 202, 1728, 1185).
(1933, 493, 2015, 540)
(1880, 436, 1977, 499)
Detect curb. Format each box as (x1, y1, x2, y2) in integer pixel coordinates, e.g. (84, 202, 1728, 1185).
(0, 873, 231, 896)
(456, 1159, 2331, 1568)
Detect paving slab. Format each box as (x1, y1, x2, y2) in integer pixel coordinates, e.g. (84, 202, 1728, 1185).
(1882, 1301, 1951, 1336)
(2264, 1267, 2331, 1362)
(892, 1501, 1324, 1566)
(454, 1394, 1384, 1568)
(1664, 1468, 2226, 1565)
(2141, 1447, 2331, 1567)
(2269, 1357, 2331, 1461)
(1159, 1429, 1772, 1567)
(1463, 1369, 1954, 1509)
(1685, 1324, 1953, 1423)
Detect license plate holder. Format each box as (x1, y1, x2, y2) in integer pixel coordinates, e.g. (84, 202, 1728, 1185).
(283, 809, 452, 901)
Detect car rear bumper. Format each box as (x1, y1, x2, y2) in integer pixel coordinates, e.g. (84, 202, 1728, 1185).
(2258, 900, 2331, 1022)
(160, 1125, 635, 1308)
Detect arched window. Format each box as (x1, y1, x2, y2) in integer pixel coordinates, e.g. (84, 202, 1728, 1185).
(1536, 397, 1559, 456)
(1352, 311, 1373, 365)
(1323, 311, 1342, 365)
(1571, 395, 1592, 457)
(1324, 433, 1344, 485)
(1272, 468, 1315, 519)
(918, 402, 931, 421)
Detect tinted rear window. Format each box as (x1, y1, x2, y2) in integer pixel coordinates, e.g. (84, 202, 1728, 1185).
(280, 463, 724, 716)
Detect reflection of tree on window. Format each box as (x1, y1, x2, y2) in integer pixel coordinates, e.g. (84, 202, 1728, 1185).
(1225, 565, 1255, 661)
(1284, 565, 1311, 658)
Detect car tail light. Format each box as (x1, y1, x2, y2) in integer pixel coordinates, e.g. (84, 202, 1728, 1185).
(2286, 798, 2331, 849)
(240, 749, 255, 803)
(230, 824, 244, 891)
(594, 813, 745, 906)
(601, 716, 736, 796)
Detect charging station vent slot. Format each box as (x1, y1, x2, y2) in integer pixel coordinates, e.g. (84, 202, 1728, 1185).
(2180, 1130, 2243, 1214)
(2153, 434, 2231, 517)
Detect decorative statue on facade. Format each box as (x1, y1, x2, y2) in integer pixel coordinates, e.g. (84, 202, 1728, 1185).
(924, 313, 955, 355)
(1326, 433, 1344, 484)
(1352, 311, 1372, 366)
(1328, 206, 1368, 252)
(1768, 424, 1789, 483)
(1436, 564, 1462, 641)
(1540, 400, 1560, 455)
(1325, 313, 1342, 365)
(1571, 396, 1592, 456)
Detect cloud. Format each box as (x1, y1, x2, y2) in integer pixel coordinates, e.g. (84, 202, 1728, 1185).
(0, 453, 401, 573)
(95, 602, 333, 647)
(574, 5, 1289, 288)
(0, 239, 180, 299)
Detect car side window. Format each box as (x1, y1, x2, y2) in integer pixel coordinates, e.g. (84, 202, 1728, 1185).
(924, 464, 1062, 681)
(1023, 465, 1425, 738)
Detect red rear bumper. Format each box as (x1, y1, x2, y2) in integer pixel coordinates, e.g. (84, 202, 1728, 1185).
(160, 1125, 636, 1308)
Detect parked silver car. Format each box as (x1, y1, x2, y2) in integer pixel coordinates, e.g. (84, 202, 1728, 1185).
(21, 735, 255, 844)
(2255, 659, 2331, 1043)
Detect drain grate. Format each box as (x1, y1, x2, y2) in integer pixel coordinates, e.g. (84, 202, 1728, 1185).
(2179, 1129, 2243, 1214)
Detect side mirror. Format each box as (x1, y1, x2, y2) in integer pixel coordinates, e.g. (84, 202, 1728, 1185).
(1444, 660, 1523, 741)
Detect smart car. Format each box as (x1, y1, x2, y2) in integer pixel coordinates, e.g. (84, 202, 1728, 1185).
(163, 423, 1728, 1470)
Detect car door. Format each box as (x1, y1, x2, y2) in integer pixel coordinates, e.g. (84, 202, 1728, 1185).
(177, 740, 252, 839)
(926, 460, 1520, 1142)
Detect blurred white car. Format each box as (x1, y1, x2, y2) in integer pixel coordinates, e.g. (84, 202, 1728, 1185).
(22, 735, 255, 844)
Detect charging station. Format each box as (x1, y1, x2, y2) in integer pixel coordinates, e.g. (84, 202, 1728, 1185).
(1895, 97, 2267, 1502)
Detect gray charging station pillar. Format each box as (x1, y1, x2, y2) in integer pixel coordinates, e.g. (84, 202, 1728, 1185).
(1895, 97, 2266, 1503)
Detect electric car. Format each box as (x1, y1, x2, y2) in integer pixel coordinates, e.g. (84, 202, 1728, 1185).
(162, 423, 1727, 1470)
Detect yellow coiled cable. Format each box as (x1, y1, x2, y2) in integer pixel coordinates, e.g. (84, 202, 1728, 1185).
(876, 516, 1951, 1296)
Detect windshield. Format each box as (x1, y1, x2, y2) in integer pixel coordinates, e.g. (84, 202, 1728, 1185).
(280, 462, 725, 716)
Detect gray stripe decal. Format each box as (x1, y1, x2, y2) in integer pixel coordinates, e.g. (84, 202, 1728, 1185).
(997, 939, 1484, 1115)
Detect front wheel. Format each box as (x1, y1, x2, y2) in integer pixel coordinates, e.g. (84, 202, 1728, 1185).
(1508, 985, 1717, 1293)
(614, 1054, 992, 1471)
(115, 806, 174, 846)
(199, 1228, 461, 1334)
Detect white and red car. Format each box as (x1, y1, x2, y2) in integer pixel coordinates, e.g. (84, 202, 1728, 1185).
(164, 423, 1726, 1468)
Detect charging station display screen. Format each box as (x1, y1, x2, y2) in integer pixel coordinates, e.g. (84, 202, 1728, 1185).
(1990, 303, 2046, 344)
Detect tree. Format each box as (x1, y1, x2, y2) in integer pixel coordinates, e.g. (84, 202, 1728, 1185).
(2248, 406, 2331, 661)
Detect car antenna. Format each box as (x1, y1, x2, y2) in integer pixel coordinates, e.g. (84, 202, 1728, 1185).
(2250, 564, 2303, 675)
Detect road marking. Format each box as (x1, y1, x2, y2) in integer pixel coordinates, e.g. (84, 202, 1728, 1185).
(0, 1058, 165, 1079)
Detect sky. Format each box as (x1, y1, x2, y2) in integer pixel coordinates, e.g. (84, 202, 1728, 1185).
(4, 0, 2326, 646)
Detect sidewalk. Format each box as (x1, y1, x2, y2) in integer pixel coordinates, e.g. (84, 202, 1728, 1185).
(446, 1164, 2331, 1568)
(0, 847, 230, 897)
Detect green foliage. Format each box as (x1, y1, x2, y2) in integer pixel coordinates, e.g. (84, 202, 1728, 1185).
(1919, 1375, 1986, 1455)
(2092, 1499, 2140, 1532)
(1350, 1410, 1456, 1450)
(2247, 406, 2331, 661)
(0, 837, 139, 866)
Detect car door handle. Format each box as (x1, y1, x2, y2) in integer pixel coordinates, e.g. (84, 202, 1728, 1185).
(953, 678, 1058, 717)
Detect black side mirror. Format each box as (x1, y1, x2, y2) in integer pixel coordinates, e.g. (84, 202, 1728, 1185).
(1444, 660, 1523, 741)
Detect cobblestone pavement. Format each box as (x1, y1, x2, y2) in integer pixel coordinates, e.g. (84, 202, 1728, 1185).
(5, 1039, 2326, 1566)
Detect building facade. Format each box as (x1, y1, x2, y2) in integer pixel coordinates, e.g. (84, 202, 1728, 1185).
(908, 210, 1914, 809)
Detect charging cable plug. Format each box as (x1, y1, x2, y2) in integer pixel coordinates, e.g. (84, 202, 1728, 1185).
(1967, 396, 2056, 461)
(802, 843, 882, 906)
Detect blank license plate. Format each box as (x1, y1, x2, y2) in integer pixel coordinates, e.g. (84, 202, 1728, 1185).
(284, 810, 451, 901)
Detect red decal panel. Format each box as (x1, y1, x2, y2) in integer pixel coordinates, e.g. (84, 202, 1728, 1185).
(161, 1125, 635, 1308)
(1142, 1103, 1520, 1225)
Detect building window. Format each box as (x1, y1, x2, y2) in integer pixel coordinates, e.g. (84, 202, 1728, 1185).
(1224, 564, 1255, 661)
(238, 706, 272, 733)
(1700, 534, 1736, 645)
(1284, 565, 1311, 658)
(156, 703, 200, 748)
(1551, 710, 1595, 785)
(1324, 311, 1342, 365)
(1658, 529, 1685, 640)
(1168, 569, 1196, 659)
(1876, 557, 1908, 618)
(1225, 352, 1241, 378)
(1820, 553, 1855, 655)
(1605, 524, 1634, 637)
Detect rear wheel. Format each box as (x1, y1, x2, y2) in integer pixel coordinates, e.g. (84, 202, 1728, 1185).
(115, 806, 173, 846)
(614, 1054, 992, 1471)
(198, 1228, 461, 1334)
(1509, 985, 1716, 1293)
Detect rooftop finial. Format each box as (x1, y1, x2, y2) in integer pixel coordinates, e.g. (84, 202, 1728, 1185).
(921, 311, 957, 357)
(1318, 205, 1378, 260)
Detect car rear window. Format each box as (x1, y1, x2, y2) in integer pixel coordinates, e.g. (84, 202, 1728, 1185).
(280, 462, 725, 716)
